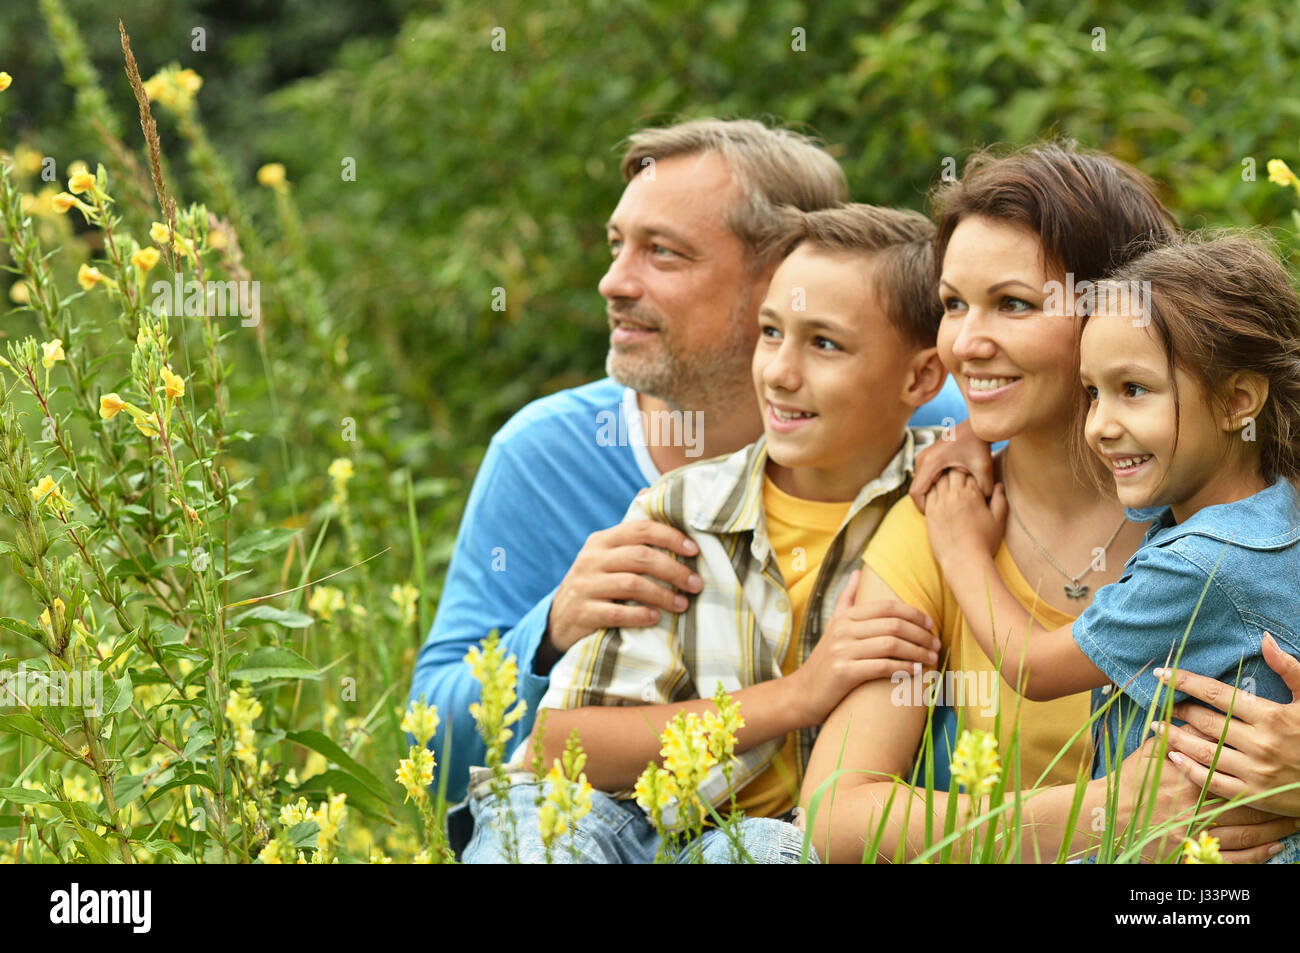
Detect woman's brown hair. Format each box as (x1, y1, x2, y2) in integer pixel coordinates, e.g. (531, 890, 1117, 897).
(1080, 232, 1300, 497)
(929, 140, 1180, 488)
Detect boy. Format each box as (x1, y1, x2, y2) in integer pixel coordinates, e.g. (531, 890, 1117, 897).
(463, 204, 952, 863)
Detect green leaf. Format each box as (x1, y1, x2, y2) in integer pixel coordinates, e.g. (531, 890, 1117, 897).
(228, 528, 299, 564)
(182, 727, 215, 761)
(294, 770, 393, 824)
(233, 605, 315, 629)
(0, 617, 43, 643)
(286, 730, 388, 802)
(285, 819, 321, 848)
(231, 647, 319, 683)
(0, 713, 59, 748)
(104, 670, 134, 715)
(0, 786, 54, 804)
(146, 771, 217, 805)
(112, 773, 146, 811)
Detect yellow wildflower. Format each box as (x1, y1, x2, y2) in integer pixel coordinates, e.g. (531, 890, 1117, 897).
(659, 711, 717, 810)
(279, 797, 310, 827)
(30, 475, 70, 511)
(257, 839, 289, 864)
(38, 597, 66, 631)
(257, 163, 287, 190)
(390, 582, 420, 627)
(143, 66, 202, 112)
(9, 281, 29, 304)
(401, 697, 440, 747)
(161, 365, 186, 400)
(14, 145, 41, 175)
(41, 338, 65, 368)
(77, 263, 104, 291)
(369, 848, 393, 864)
(307, 585, 345, 621)
(68, 170, 96, 195)
(633, 761, 678, 827)
(52, 192, 78, 214)
(0, 72, 11, 92)
(411, 849, 433, 864)
(328, 457, 354, 504)
(1267, 159, 1299, 191)
(308, 793, 348, 861)
(465, 632, 528, 759)
(224, 687, 263, 773)
(1183, 831, 1223, 865)
(539, 737, 594, 849)
(99, 393, 125, 419)
(950, 729, 1001, 798)
(703, 684, 744, 766)
(175, 68, 202, 96)
(132, 414, 160, 439)
(132, 247, 161, 272)
(149, 221, 173, 246)
(395, 746, 436, 802)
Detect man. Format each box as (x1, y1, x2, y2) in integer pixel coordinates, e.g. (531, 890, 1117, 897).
(408, 119, 968, 813)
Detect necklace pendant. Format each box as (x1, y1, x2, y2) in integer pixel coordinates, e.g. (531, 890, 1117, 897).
(1065, 582, 1089, 600)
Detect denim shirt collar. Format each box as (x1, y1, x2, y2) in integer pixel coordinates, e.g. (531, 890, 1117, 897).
(1123, 477, 1300, 551)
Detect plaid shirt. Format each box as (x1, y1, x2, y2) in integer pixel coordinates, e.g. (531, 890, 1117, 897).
(535, 426, 940, 822)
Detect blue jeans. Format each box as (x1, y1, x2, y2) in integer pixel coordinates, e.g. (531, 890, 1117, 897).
(463, 781, 814, 864)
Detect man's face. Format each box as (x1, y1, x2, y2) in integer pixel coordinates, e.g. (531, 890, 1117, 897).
(600, 152, 764, 410)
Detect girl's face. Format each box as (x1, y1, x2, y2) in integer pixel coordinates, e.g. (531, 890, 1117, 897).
(937, 216, 1080, 443)
(1080, 314, 1234, 522)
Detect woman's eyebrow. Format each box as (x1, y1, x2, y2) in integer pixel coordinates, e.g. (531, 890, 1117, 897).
(986, 279, 1040, 295)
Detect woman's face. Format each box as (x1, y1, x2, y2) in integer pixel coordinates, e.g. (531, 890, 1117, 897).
(936, 216, 1081, 443)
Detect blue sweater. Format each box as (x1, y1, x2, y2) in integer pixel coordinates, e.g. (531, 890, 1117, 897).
(409, 375, 970, 803)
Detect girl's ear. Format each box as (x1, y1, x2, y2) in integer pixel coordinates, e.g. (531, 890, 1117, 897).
(1220, 371, 1270, 432)
(901, 346, 947, 409)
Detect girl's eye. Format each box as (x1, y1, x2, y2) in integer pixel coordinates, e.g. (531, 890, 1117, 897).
(760, 324, 781, 340)
(1083, 384, 1098, 401)
(813, 336, 841, 352)
(1124, 382, 1148, 398)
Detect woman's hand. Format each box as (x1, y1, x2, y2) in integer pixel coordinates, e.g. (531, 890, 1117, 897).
(924, 472, 1008, 568)
(1156, 632, 1300, 818)
(909, 419, 994, 514)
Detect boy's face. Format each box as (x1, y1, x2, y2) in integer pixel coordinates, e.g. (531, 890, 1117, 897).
(753, 244, 919, 499)
(1080, 313, 1229, 521)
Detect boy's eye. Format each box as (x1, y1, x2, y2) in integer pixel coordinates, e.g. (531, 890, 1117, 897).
(813, 336, 841, 352)
(1124, 382, 1148, 398)
(1083, 384, 1098, 401)
(759, 324, 781, 340)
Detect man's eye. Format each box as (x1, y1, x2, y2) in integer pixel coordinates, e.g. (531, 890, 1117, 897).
(1124, 382, 1149, 398)
(607, 239, 622, 257)
(652, 244, 679, 259)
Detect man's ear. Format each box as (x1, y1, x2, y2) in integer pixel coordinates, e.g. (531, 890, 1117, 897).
(1220, 370, 1269, 433)
(901, 345, 947, 409)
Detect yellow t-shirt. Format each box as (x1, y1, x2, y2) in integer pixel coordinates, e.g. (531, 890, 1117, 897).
(732, 475, 852, 817)
(864, 495, 1093, 788)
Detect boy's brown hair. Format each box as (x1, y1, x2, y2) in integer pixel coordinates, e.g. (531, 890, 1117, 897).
(759, 202, 941, 349)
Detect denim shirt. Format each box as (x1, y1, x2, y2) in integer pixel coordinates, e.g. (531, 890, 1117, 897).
(1072, 477, 1300, 782)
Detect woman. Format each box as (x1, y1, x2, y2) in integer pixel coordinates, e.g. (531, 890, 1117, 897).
(798, 141, 1298, 862)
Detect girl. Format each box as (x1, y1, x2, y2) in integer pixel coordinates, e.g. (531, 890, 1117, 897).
(926, 231, 1300, 863)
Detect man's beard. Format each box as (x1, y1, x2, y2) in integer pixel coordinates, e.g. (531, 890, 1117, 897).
(605, 301, 755, 411)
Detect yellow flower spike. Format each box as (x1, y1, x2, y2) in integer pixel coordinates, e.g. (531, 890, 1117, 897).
(950, 729, 1001, 798)
(0, 72, 11, 92)
(76, 264, 105, 291)
(1182, 831, 1223, 864)
(161, 365, 186, 400)
(40, 338, 65, 368)
(68, 170, 96, 195)
(307, 585, 346, 621)
(1267, 159, 1299, 191)
(401, 697, 440, 747)
(391, 582, 420, 627)
(99, 393, 126, 420)
(131, 247, 161, 273)
(175, 68, 203, 96)
(257, 163, 287, 190)
(395, 745, 436, 802)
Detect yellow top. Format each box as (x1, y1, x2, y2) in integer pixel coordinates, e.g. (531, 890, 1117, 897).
(732, 474, 852, 817)
(864, 495, 1093, 788)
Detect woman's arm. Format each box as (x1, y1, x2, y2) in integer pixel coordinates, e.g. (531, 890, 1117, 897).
(923, 471, 1107, 701)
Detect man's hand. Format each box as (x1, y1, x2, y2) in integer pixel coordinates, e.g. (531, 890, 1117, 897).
(924, 471, 1007, 569)
(1157, 633, 1300, 818)
(788, 569, 940, 727)
(909, 418, 994, 514)
(540, 519, 702, 670)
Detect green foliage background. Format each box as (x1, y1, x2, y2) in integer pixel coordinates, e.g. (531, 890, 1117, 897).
(1, 0, 1298, 862)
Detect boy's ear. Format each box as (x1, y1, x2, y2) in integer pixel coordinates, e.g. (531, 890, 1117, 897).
(1220, 370, 1270, 433)
(900, 345, 947, 409)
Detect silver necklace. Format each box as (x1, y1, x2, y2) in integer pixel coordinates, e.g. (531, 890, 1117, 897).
(1005, 493, 1127, 600)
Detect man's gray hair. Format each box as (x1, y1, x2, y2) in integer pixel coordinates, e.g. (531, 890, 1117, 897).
(619, 118, 849, 271)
